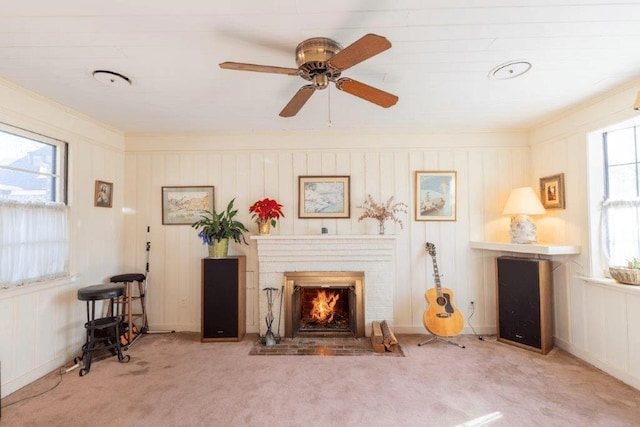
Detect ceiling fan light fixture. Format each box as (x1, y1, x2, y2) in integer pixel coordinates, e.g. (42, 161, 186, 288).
(92, 70, 132, 87)
(634, 91, 640, 110)
(295, 38, 343, 68)
(488, 61, 532, 80)
(312, 74, 329, 89)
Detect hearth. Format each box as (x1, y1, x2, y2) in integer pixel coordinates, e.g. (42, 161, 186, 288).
(284, 272, 365, 338)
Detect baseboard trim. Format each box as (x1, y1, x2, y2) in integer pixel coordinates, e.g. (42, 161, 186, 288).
(2, 350, 75, 398)
(554, 336, 640, 391)
(391, 325, 496, 336)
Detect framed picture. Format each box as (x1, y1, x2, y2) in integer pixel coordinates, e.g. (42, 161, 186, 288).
(94, 180, 113, 208)
(539, 173, 565, 209)
(162, 186, 214, 225)
(415, 171, 457, 221)
(298, 176, 350, 218)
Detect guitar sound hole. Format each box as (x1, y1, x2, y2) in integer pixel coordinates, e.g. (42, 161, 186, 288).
(436, 294, 455, 314)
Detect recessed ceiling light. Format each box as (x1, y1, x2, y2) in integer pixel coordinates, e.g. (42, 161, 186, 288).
(92, 70, 132, 87)
(488, 61, 532, 80)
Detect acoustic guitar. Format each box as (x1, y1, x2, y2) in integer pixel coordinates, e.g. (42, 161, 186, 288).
(423, 242, 464, 337)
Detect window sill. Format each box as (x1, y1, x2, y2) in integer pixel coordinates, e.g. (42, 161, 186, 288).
(0, 274, 78, 300)
(577, 275, 640, 294)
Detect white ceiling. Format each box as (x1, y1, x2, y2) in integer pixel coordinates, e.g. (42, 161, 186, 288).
(1, 0, 640, 134)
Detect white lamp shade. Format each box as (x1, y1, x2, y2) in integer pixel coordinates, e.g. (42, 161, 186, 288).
(503, 187, 546, 215)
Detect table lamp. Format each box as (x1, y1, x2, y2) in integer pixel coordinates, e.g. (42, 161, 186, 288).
(503, 186, 546, 244)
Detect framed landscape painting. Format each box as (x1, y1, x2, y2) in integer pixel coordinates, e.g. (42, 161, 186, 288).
(298, 176, 350, 218)
(415, 171, 457, 221)
(162, 186, 214, 225)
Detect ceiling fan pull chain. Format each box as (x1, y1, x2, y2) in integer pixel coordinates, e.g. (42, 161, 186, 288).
(328, 85, 333, 127)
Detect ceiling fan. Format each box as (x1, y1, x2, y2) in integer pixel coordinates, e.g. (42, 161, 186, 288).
(219, 33, 399, 117)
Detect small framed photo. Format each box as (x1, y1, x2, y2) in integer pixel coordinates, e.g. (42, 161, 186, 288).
(162, 186, 214, 225)
(539, 173, 565, 209)
(94, 180, 113, 208)
(415, 171, 457, 221)
(298, 176, 350, 218)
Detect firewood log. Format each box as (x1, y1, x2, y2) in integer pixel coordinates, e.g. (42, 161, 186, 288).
(380, 320, 398, 351)
(370, 321, 385, 353)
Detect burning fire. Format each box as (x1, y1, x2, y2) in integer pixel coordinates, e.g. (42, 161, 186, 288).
(310, 290, 340, 323)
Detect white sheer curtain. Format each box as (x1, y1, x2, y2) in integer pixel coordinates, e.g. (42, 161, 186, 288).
(601, 198, 640, 272)
(0, 200, 69, 289)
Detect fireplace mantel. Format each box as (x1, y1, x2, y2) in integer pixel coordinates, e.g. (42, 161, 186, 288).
(251, 234, 397, 240)
(250, 234, 397, 252)
(251, 234, 397, 337)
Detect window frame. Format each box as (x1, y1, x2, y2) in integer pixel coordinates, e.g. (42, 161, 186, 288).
(0, 121, 70, 289)
(588, 117, 640, 277)
(602, 125, 640, 200)
(0, 121, 68, 204)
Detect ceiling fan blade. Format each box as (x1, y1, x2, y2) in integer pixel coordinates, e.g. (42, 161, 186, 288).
(219, 62, 299, 76)
(335, 78, 398, 108)
(327, 34, 391, 72)
(279, 85, 315, 117)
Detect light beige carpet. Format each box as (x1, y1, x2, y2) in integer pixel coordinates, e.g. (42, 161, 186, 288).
(2, 332, 639, 426)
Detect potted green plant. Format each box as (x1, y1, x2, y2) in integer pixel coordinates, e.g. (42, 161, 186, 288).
(192, 198, 248, 257)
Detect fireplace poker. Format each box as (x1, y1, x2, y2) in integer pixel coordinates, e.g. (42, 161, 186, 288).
(264, 287, 279, 346)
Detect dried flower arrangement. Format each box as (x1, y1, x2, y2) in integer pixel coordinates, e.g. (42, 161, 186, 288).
(357, 194, 408, 234)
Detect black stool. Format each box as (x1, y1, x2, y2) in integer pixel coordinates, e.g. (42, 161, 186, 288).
(76, 283, 130, 376)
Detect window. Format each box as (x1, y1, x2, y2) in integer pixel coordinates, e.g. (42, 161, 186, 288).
(0, 126, 67, 203)
(600, 124, 640, 270)
(0, 123, 69, 288)
(603, 127, 639, 199)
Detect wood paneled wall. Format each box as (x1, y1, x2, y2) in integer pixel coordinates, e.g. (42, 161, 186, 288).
(0, 78, 126, 397)
(124, 132, 530, 335)
(529, 81, 640, 389)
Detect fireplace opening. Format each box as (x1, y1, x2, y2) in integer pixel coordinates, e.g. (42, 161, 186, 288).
(295, 286, 353, 334)
(284, 272, 364, 338)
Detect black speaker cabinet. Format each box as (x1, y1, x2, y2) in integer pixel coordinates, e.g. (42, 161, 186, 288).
(496, 256, 553, 355)
(202, 256, 246, 342)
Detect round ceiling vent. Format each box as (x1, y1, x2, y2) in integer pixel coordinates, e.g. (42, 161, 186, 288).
(488, 61, 532, 80)
(92, 70, 132, 87)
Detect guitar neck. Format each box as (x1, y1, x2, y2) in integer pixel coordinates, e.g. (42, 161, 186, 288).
(431, 256, 444, 296)
(426, 243, 444, 295)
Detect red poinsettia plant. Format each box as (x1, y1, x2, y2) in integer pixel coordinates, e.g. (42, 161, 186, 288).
(248, 198, 284, 227)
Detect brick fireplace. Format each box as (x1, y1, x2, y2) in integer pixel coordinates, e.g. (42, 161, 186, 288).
(251, 235, 397, 338)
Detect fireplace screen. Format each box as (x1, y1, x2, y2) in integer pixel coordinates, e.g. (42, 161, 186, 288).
(293, 286, 355, 335)
(284, 272, 365, 338)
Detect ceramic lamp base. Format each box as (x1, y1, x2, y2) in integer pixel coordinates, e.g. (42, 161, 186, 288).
(509, 214, 537, 244)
